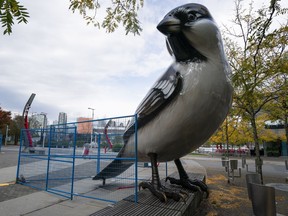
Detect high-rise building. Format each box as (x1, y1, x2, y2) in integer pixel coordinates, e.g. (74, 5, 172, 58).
(57, 112, 68, 141)
(77, 117, 92, 134)
(58, 112, 67, 125)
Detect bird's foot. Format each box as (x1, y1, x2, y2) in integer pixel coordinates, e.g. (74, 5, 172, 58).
(166, 177, 209, 198)
(139, 181, 188, 203)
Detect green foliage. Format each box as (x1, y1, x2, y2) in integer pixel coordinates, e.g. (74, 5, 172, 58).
(225, 0, 287, 124)
(0, 107, 12, 135)
(0, 0, 29, 35)
(223, 0, 287, 168)
(112, 143, 123, 152)
(9, 115, 22, 144)
(69, 0, 101, 28)
(28, 116, 42, 129)
(70, 0, 144, 35)
(1, 0, 144, 35)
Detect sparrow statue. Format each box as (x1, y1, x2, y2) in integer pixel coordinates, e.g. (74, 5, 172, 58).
(93, 3, 233, 202)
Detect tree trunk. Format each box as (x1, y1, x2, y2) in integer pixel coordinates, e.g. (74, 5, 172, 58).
(284, 113, 288, 158)
(250, 115, 263, 183)
(14, 135, 19, 145)
(225, 118, 230, 158)
(284, 113, 288, 147)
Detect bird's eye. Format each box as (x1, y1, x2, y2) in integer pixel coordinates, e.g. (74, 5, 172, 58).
(188, 13, 196, 22)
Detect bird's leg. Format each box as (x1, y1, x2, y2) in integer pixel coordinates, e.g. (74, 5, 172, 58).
(166, 158, 209, 197)
(139, 153, 187, 202)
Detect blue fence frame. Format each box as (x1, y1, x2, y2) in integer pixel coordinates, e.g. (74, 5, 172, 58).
(16, 115, 141, 203)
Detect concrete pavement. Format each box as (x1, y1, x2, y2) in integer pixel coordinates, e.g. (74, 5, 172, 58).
(0, 146, 119, 216)
(1, 145, 287, 216)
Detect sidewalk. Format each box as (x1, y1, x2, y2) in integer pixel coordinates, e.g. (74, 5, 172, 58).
(0, 146, 115, 215)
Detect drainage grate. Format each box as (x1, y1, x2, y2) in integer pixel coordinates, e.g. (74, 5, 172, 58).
(91, 199, 181, 216)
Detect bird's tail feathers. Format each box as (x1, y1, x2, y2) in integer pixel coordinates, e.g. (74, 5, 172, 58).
(92, 158, 134, 182)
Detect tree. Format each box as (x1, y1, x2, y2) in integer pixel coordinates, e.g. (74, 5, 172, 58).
(264, 71, 288, 145)
(209, 109, 280, 150)
(9, 115, 22, 145)
(0, 107, 12, 143)
(224, 0, 288, 183)
(0, 0, 29, 35)
(1, 0, 144, 35)
(209, 107, 242, 148)
(28, 116, 42, 129)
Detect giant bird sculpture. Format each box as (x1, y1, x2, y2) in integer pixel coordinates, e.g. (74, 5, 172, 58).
(93, 3, 233, 202)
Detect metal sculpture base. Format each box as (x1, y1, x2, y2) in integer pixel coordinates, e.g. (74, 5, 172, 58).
(91, 172, 205, 216)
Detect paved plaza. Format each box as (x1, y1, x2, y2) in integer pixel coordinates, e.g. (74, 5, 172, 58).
(0, 145, 287, 215)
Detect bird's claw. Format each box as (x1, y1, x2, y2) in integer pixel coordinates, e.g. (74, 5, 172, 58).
(139, 181, 188, 202)
(166, 177, 209, 198)
(139, 182, 167, 202)
(178, 190, 189, 203)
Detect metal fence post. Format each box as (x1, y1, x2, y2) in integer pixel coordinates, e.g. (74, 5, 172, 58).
(166, 162, 168, 178)
(45, 127, 53, 191)
(70, 126, 77, 200)
(134, 114, 138, 203)
(97, 134, 101, 174)
(16, 129, 24, 182)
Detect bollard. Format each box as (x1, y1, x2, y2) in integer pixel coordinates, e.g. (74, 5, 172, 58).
(250, 183, 276, 216)
(230, 160, 238, 181)
(221, 156, 227, 167)
(221, 157, 229, 173)
(285, 160, 288, 170)
(230, 159, 238, 170)
(242, 156, 246, 168)
(246, 173, 261, 200)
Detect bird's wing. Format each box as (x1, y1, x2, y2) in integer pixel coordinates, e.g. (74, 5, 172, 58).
(136, 65, 182, 118)
(123, 64, 183, 143)
(93, 65, 183, 181)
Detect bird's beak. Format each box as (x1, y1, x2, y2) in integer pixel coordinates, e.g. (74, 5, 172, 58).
(157, 16, 181, 35)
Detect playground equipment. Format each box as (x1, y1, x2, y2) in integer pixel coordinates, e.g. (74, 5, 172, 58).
(82, 143, 90, 157)
(81, 119, 117, 156)
(104, 120, 113, 152)
(22, 93, 36, 152)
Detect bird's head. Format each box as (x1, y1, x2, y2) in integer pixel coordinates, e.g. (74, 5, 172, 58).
(157, 3, 224, 63)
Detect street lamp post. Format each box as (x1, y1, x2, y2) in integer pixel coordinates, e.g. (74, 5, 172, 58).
(40, 112, 47, 148)
(88, 107, 95, 144)
(5, 125, 9, 146)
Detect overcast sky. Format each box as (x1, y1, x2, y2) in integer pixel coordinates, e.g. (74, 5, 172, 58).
(0, 0, 286, 123)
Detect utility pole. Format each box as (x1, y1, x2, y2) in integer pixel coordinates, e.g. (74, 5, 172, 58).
(88, 107, 95, 144)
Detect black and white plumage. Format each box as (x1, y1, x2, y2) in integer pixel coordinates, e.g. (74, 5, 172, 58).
(93, 3, 233, 202)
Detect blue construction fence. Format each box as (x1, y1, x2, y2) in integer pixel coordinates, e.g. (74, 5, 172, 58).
(16, 115, 168, 203)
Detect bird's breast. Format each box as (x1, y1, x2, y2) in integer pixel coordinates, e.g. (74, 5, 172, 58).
(125, 61, 232, 162)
